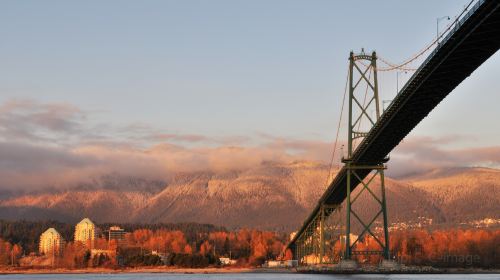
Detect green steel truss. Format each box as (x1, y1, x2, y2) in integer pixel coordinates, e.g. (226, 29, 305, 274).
(343, 51, 390, 260)
(294, 204, 338, 265)
(291, 51, 391, 265)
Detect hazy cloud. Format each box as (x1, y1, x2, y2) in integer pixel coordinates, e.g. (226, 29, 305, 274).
(388, 136, 500, 178)
(0, 99, 84, 143)
(265, 137, 341, 163)
(0, 99, 302, 189)
(148, 133, 208, 143)
(0, 141, 98, 189)
(0, 140, 298, 190)
(1, 99, 498, 190)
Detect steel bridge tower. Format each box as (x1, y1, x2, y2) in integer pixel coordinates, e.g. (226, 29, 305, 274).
(342, 50, 390, 260)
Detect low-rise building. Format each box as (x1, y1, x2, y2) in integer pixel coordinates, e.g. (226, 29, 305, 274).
(90, 249, 115, 258)
(265, 260, 298, 268)
(339, 233, 358, 247)
(108, 226, 127, 247)
(152, 250, 169, 264)
(219, 257, 237, 265)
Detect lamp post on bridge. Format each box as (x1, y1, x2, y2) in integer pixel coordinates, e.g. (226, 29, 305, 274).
(382, 100, 392, 112)
(396, 70, 408, 95)
(437, 16, 450, 44)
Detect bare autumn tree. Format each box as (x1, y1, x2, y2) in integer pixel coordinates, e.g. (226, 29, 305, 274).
(385, 229, 500, 268)
(0, 239, 22, 266)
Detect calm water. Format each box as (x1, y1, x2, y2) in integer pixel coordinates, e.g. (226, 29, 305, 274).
(0, 273, 499, 280)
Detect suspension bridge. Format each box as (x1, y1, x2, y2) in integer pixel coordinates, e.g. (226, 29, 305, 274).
(285, 0, 500, 268)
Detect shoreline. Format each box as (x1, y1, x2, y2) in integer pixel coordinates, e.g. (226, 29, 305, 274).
(1, 267, 499, 275)
(0, 267, 295, 275)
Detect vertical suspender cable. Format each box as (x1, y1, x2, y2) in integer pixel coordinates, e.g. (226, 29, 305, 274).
(325, 67, 349, 188)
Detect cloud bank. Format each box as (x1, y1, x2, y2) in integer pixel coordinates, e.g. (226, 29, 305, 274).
(0, 99, 333, 190)
(388, 136, 500, 178)
(0, 99, 499, 190)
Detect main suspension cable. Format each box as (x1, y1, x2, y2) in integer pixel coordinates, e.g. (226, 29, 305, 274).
(376, 0, 476, 72)
(324, 0, 477, 187)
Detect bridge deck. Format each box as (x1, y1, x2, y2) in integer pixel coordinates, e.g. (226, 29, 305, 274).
(289, 0, 500, 250)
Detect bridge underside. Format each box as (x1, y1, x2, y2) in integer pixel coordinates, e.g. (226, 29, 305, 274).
(288, 0, 500, 257)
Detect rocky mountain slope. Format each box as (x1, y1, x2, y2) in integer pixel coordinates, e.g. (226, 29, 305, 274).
(404, 167, 500, 224)
(0, 162, 497, 231)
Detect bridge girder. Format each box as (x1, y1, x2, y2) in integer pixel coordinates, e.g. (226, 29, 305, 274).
(287, 0, 500, 264)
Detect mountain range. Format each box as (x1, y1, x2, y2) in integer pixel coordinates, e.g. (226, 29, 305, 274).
(0, 161, 498, 231)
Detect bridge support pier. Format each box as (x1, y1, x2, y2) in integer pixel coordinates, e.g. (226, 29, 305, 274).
(344, 163, 390, 260)
(293, 204, 338, 265)
(318, 204, 338, 264)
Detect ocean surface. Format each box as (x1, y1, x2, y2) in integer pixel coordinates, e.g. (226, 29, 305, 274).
(0, 273, 499, 280)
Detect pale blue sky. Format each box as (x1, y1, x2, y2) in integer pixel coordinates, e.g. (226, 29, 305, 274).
(0, 0, 498, 147)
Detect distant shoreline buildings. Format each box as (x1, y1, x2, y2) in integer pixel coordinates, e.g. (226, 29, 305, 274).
(108, 226, 126, 247)
(39, 228, 64, 256)
(38, 218, 127, 256)
(74, 218, 97, 249)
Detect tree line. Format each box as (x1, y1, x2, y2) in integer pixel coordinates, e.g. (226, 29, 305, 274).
(0, 220, 286, 268)
(319, 229, 500, 268)
(0, 219, 498, 268)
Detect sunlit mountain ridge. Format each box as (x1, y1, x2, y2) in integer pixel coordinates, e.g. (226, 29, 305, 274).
(0, 162, 498, 231)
